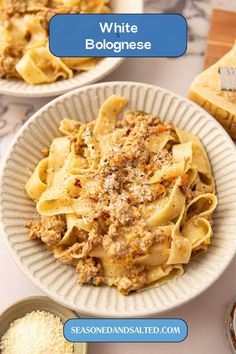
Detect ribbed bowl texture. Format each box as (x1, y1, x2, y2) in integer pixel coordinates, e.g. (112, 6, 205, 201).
(1, 82, 236, 317)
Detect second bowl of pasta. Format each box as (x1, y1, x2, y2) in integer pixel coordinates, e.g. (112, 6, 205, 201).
(1, 81, 236, 317)
(0, 0, 143, 97)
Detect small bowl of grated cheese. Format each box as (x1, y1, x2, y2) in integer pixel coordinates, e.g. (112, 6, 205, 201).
(0, 296, 87, 354)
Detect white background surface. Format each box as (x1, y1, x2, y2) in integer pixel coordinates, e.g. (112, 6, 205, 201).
(0, 55, 235, 354)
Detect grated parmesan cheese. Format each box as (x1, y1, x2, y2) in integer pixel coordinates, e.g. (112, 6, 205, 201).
(0, 310, 74, 354)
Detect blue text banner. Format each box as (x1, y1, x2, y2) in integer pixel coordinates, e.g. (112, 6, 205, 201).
(50, 14, 187, 58)
(64, 318, 188, 342)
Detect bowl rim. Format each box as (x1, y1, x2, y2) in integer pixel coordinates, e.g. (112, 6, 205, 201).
(0, 58, 125, 98)
(1, 81, 236, 317)
(0, 295, 79, 318)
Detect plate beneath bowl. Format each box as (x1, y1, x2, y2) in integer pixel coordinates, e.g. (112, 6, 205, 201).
(1, 81, 236, 317)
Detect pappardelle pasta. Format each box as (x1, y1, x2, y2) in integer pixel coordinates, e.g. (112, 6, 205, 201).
(0, 0, 110, 84)
(26, 95, 217, 294)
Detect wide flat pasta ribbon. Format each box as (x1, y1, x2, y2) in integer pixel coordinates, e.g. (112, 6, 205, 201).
(182, 217, 212, 250)
(16, 47, 73, 85)
(185, 193, 217, 221)
(25, 158, 48, 202)
(145, 131, 176, 152)
(175, 127, 212, 176)
(148, 161, 185, 184)
(172, 141, 193, 172)
(167, 208, 192, 265)
(94, 95, 127, 135)
(135, 239, 171, 266)
(141, 264, 184, 291)
(37, 194, 93, 217)
(48, 136, 71, 171)
(147, 178, 185, 227)
(59, 214, 92, 246)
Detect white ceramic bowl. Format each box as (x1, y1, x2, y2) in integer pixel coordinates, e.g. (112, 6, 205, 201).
(1, 82, 236, 317)
(0, 0, 143, 97)
(0, 296, 87, 354)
